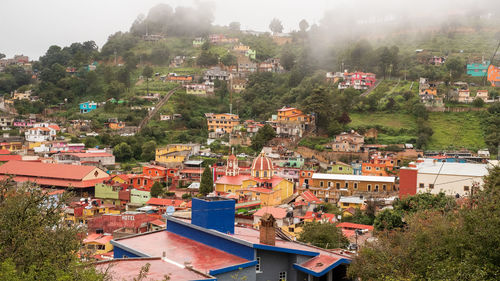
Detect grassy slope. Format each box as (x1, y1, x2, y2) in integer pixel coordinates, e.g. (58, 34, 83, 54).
(427, 112, 486, 151)
(350, 111, 486, 150)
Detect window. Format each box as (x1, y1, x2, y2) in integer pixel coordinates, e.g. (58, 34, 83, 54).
(419, 183, 424, 188)
(367, 184, 372, 191)
(375, 185, 379, 191)
(256, 257, 261, 272)
(336, 183, 340, 189)
(255, 171, 259, 177)
(263, 171, 267, 177)
(144, 179, 148, 185)
(96, 245, 105, 250)
(345, 182, 349, 189)
(320, 181, 324, 187)
(464, 186, 469, 191)
(308, 172, 311, 177)
(366, 166, 371, 170)
(302, 172, 305, 176)
(328, 181, 332, 187)
(376, 167, 380, 171)
(383, 184, 387, 191)
(429, 184, 434, 189)
(354, 183, 358, 189)
(343, 203, 349, 207)
(279, 271, 287, 281)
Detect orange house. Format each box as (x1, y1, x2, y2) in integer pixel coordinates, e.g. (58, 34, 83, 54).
(362, 155, 395, 177)
(277, 107, 311, 123)
(487, 65, 500, 87)
(143, 165, 168, 178)
(108, 122, 125, 130)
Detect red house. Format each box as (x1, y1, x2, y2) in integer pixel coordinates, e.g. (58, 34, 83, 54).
(338, 72, 376, 90)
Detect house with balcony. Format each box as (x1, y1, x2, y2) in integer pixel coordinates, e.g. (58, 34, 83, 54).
(467, 61, 489, 77)
(338, 71, 376, 90)
(329, 131, 364, 153)
(79, 101, 97, 113)
(206, 112, 240, 138)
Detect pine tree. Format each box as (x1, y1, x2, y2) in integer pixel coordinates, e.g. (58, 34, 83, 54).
(199, 166, 213, 196)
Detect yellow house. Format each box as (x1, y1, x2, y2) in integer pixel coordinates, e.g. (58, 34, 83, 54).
(83, 233, 113, 255)
(338, 196, 365, 210)
(215, 154, 294, 206)
(206, 113, 240, 134)
(155, 144, 198, 164)
(65, 204, 120, 226)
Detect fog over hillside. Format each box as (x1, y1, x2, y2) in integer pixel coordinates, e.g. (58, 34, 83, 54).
(1, 0, 499, 59)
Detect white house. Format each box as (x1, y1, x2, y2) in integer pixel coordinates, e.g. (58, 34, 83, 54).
(415, 159, 490, 197)
(25, 124, 60, 142)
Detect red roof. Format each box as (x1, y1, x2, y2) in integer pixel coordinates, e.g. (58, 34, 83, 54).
(180, 169, 203, 174)
(0, 149, 11, 155)
(253, 206, 288, 219)
(48, 125, 60, 131)
(215, 174, 251, 185)
(336, 222, 374, 231)
(146, 198, 186, 207)
(301, 211, 337, 223)
(0, 175, 109, 188)
(0, 155, 22, 162)
(66, 152, 114, 158)
(83, 233, 113, 245)
(252, 154, 273, 171)
(0, 161, 105, 180)
(150, 219, 166, 227)
(299, 190, 321, 203)
(298, 255, 342, 274)
(96, 258, 210, 281)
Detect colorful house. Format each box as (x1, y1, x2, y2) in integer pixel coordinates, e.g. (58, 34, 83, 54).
(276, 107, 311, 123)
(192, 37, 205, 47)
(327, 162, 353, 174)
(362, 154, 395, 176)
(467, 61, 489, 77)
(215, 154, 294, 206)
(205, 113, 240, 136)
(330, 131, 364, 153)
(83, 233, 113, 255)
(338, 71, 376, 90)
(79, 101, 97, 114)
(155, 144, 199, 164)
(487, 64, 500, 87)
(338, 196, 365, 210)
(302, 173, 396, 202)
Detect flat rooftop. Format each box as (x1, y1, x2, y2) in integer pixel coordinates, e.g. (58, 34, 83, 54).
(95, 257, 212, 281)
(113, 230, 248, 272)
(312, 173, 395, 183)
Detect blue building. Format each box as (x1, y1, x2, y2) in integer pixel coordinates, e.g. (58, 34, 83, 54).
(110, 197, 352, 281)
(467, 61, 490, 77)
(79, 101, 97, 114)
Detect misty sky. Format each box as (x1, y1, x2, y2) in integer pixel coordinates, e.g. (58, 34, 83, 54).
(1, 0, 333, 59)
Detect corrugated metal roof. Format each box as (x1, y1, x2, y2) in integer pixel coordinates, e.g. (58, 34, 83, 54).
(417, 161, 488, 177)
(312, 173, 395, 183)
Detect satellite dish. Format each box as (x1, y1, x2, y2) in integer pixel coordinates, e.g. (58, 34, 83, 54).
(166, 206, 175, 216)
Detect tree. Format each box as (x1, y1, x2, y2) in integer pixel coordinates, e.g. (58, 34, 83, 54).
(472, 97, 485, 107)
(349, 166, 500, 281)
(220, 52, 237, 66)
(106, 81, 125, 99)
(445, 56, 465, 81)
(0, 181, 104, 280)
(298, 222, 349, 249)
(373, 209, 404, 231)
(142, 65, 154, 95)
(337, 112, 351, 125)
(269, 18, 284, 34)
(150, 181, 164, 198)
(280, 48, 295, 71)
(299, 19, 309, 32)
(84, 136, 98, 148)
(140, 140, 156, 161)
(199, 166, 213, 196)
(228, 21, 241, 31)
(302, 87, 332, 133)
(114, 142, 133, 162)
(0, 53, 5, 59)
(251, 124, 276, 152)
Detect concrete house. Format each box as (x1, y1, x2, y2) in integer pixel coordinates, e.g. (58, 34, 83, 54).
(80, 101, 97, 113)
(109, 198, 352, 281)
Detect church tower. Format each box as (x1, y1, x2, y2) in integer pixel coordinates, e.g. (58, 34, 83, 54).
(226, 154, 239, 176)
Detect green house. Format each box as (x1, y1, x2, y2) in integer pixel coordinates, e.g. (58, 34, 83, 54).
(95, 183, 121, 205)
(467, 61, 489, 77)
(326, 162, 353, 175)
(130, 189, 151, 205)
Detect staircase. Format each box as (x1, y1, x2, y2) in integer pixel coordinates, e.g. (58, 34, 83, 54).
(137, 86, 181, 132)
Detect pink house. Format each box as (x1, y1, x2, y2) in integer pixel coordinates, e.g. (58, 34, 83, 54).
(338, 72, 376, 90)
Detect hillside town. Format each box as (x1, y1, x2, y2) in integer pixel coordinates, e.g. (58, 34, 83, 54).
(1, 1, 500, 281)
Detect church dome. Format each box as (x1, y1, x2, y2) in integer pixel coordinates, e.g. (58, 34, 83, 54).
(252, 153, 273, 179)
